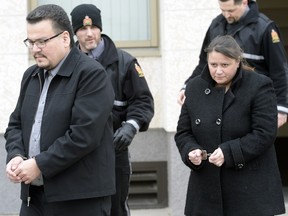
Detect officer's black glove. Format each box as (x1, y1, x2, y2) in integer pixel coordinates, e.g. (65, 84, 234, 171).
(113, 122, 137, 151)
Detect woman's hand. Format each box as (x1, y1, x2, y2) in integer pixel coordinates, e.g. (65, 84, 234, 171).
(209, 147, 224, 167)
(188, 149, 203, 165)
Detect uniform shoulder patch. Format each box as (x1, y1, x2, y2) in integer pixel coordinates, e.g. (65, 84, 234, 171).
(135, 63, 145, 77)
(271, 29, 280, 43)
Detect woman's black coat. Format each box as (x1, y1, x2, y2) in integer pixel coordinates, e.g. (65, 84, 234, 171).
(175, 66, 285, 216)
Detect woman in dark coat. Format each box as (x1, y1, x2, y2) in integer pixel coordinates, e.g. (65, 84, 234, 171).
(174, 35, 285, 216)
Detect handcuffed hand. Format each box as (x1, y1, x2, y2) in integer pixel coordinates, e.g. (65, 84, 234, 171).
(188, 149, 203, 165)
(209, 147, 224, 167)
(6, 156, 24, 183)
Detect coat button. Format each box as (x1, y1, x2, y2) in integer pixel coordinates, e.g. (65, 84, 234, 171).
(195, 119, 201, 125)
(204, 88, 211, 95)
(238, 163, 244, 169)
(216, 118, 221, 125)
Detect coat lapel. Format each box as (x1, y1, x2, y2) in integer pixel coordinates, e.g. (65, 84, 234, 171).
(223, 89, 235, 112)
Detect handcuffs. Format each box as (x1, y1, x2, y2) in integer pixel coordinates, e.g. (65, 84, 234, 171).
(201, 150, 211, 160)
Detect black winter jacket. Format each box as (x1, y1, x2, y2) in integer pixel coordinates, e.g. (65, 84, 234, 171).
(5, 47, 116, 202)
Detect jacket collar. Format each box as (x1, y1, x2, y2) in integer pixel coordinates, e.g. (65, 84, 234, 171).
(201, 64, 243, 112)
(201, 64, 243, 90)
(31, 47, 80, 78)
(240, 0, 259, 25)
(97, 34, 119, 67)
(75, 34, 118, 68)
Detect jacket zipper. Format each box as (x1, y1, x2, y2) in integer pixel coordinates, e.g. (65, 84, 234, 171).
(26, 73, 42, 207)
(27, 184, 31, 207)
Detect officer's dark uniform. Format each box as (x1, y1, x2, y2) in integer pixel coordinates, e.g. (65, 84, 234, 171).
(71, 4, 154, 215)
(186, 0, 288, 113)
(96, 34, 154, 216)
(74, 36, 154, 215)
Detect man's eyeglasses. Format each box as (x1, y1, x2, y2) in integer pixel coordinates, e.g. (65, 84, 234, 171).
(23, 31, 64, 49)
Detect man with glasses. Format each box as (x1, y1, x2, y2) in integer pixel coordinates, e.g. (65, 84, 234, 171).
(5, 4, 115, 216)
(177, 0, 288, 128)
(23, 31, 64, 49)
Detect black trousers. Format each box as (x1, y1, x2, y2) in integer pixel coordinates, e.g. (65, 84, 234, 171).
(20, 185, 111, 216)
(111, 149, 131, 216)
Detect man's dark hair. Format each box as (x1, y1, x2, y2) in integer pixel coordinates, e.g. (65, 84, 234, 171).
(26, 4, 74, 48)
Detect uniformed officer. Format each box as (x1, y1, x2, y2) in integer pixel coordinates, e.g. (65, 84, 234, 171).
(70, 4, 154, 216)
(177, 0, 288, 128)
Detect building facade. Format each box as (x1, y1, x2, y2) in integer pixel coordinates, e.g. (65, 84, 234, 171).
(1, 0, 287, 216)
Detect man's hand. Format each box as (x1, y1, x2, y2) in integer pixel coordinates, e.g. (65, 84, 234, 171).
(177, 89, 186, 105)
(6, 156, 24, 183)
(13, 158, 41, 184)
(278, 113, 287, 128)
(113, 122, 137, 151)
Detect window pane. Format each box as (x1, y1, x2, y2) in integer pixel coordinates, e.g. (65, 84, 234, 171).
(34, 0, 158, 48)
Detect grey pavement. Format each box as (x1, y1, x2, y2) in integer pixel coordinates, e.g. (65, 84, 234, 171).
(1, 189, 287, 216)
(131, 188, 288, 216)
(1, 206, 287, 216)
(131, 208, 171, 216)
(131, 206, 288, 216)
